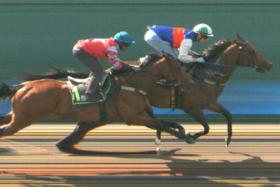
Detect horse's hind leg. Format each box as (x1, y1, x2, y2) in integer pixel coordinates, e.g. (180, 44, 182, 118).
(0, 113, 12, 126)
(0, 117, 31, 137)
(143, 105, 190, 144)
(159, 120, 186, 135)
(159, 120, 195, 144)
(186, 109, 209, 141)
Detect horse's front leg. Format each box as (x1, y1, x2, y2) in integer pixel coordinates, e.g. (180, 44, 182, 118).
(185, 109, 209, 141)
(56, 121, 105, 153)
(206, 103, 233, 147)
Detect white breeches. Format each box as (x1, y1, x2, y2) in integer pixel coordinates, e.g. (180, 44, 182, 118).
(144, 29, 178, 58)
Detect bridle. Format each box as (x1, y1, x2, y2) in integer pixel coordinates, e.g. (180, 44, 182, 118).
(234, 41, 258, 69)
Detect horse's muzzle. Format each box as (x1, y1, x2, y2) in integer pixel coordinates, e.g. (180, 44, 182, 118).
(256, 61, 272, 73)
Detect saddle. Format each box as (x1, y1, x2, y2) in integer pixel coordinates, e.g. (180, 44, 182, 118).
(67, 55, 161, 105)
(68, 72, 118, 105)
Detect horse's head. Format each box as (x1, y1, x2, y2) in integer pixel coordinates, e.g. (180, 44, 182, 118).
(202, 36, 272, 73)
(233, 34, 272, 73)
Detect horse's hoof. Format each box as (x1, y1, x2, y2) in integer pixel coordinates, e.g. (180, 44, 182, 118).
(155, 137, 161, 146)
(156, 147, 161, 155)
(56, 143, 75, 153)
(225, 137, 232, 147)
(185, 132, 196, 144)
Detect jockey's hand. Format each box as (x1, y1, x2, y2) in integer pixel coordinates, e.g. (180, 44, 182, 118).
(112, 62, 124, 70)
(194, 57, 205, 63)
(189, 50, 202, 57)
(124, 61, 140, 66)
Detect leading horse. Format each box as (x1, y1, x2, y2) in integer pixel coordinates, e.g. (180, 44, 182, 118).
(148, 35, 272, 145)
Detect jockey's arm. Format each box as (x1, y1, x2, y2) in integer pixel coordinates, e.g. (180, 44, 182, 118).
(107, 52, 124, 70)
(178, 39, 205, 63)
(108, 54, 140, 70)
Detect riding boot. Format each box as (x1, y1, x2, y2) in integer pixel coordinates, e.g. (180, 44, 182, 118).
(72, 47, 104, 103)
(85, 72, 103, 102)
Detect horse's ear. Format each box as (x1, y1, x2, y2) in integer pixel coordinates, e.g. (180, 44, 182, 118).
(236, 34, 245, 42)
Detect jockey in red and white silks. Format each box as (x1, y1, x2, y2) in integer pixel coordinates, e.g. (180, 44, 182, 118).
(75, 37, 125, 70)
(72, 31, 136, 103)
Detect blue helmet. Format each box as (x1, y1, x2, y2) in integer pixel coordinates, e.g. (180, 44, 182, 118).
(114, 31, 135, 46)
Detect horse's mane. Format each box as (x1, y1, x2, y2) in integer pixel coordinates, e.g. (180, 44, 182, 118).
(202, 39, 232, 61)
(20, 55, 163, 81)
(183, 39, 233, 84)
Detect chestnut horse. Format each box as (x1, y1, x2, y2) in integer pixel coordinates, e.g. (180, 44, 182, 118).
(0, 56, 192, 153)
(30, 35, 272, 147)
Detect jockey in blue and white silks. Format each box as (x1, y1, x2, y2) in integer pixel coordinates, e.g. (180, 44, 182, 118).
(144, 23, 214, 63)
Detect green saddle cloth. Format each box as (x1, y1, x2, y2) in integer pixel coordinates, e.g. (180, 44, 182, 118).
(70, 73, 118, 105)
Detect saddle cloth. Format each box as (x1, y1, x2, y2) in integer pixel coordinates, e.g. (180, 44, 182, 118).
(68, 73, 118, 105)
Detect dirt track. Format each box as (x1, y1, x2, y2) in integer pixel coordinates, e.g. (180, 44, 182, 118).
(0, 123, 280, 186)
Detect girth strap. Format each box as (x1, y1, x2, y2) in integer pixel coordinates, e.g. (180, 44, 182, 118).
(98, 102, 107, 122)
(170, 86, 175, 110)
(170, 85, 181, 110)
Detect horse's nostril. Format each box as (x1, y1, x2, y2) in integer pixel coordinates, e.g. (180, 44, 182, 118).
(267, 62, 272, 70)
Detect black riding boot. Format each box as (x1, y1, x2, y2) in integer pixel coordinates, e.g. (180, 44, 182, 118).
(84, 72, 104, 102)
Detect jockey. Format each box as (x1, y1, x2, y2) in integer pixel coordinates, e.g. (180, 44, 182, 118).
(73, 31, 136, 102)
(144, 23, 214, 63)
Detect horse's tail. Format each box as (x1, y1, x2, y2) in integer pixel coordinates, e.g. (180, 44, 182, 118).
(20, 66, 88, 81)
(0, 82, 23, 100)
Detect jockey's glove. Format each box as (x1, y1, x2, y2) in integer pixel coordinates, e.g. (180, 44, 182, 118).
(138, 57, 147, 66)
(112, 62, 124, 70)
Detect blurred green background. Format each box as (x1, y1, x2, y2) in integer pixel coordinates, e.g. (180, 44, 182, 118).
(0, 0, 279, 80)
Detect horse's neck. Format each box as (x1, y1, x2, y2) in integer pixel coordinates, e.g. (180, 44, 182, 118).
(215, 44, 239, 82)
(120, 67, 161, 93)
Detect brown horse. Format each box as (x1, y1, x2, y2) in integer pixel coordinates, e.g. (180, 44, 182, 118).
(31, 35, 272, 147)
(147, 35, 272, 145)
(0, 56, 193, 153)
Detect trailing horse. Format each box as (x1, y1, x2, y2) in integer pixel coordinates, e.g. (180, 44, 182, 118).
(0, 56, 193, 154)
